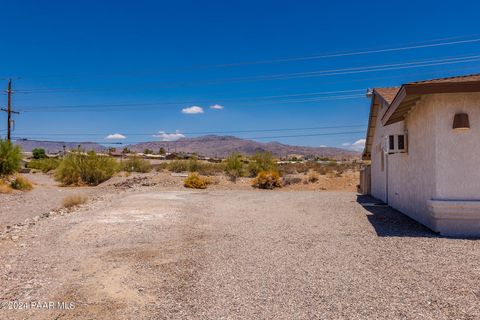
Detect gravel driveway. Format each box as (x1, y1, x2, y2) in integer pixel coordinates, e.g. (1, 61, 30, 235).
(1, 190, 479, 319)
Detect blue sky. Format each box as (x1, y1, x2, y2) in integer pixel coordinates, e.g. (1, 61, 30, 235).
(1, 0, 480, 149)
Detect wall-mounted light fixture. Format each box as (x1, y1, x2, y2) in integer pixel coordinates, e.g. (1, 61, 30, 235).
(453, 113, 470, 131)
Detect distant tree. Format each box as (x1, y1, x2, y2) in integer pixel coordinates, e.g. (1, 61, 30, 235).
(107, 147, 116, 154)
(159, 147, 166, 155)
(144, 148, 153, 154)
(122, 147, 131, 154)
(32, 148, 46, 159)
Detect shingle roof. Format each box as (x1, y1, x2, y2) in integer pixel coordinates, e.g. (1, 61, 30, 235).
(408, 73, 480, 84)
(373, 87, 400, 104)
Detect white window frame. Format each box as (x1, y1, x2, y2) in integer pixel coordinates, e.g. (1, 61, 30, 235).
(386, 134, 408, 154)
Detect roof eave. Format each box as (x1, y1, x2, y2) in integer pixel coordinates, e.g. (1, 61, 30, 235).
(381, 81, 480, 126)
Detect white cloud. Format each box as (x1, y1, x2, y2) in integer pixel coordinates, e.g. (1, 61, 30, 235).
(105, 133, 126, 140)
(153, 130, 185, 141)
(209, 104, 224, 110)
(352, 139, 366, 147)
(182, 106, 204, 114)
(342, 139, 366, 151)
(319, 145, 328, 148)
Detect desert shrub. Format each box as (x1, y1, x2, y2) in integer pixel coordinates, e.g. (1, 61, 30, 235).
(196, 162, 224, 175)
(10, 175, 33, 191)
(224, 153, 244, 181)
(248, 152, 277, 177)
(307, 171, 320, 183)
(278, 162, 309, 175)
(167, 160, 189, 172)
(62, 195, 88, 208)
(0, 180, 12, 193)
(121, 157, 152, 173)
(154, 162, 169, 171)
(32, 148, 46, 159)
(27, 158, 60, 173)
(55, 151, 118, 186)
(252, 170, 282, 189)
(184, 173, 211, 189)
(0, 140, 22, 176)
(283, 175, 302, 186)
(187, 157, 200, 172)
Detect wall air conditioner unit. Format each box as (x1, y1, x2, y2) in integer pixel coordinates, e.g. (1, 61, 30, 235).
(387, 134, 407, 154)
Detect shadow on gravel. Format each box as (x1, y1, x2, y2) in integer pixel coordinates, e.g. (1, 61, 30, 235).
(357, 195, 439, 238)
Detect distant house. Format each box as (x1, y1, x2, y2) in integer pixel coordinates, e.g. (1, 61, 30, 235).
(361, 74, 480, 236)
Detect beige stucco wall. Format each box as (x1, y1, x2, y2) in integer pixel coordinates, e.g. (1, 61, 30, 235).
(370, 92, 480, 234)
(431, 93, 480, 200)
(386, 96, 437, 229)
(370, 98, 388, 202)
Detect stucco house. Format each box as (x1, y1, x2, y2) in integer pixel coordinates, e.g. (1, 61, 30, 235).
(361, 74, 480, 237)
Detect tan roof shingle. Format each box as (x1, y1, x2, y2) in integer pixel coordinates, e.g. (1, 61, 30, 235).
(373, 87, 400, 104)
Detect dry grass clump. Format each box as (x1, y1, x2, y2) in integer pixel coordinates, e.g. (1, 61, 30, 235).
(10, 175, 33, 191)
(307, 171, 319, 183)
(252, 170, 282, 189)
(184, 173, 211, 189)
(0, 180, 12, 193)
(62, 195, 88, 208)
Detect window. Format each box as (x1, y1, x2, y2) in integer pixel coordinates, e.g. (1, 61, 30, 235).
(389, 135, 395, 150)
(388, 134, 407, 154)
(398, 135, 405, 150)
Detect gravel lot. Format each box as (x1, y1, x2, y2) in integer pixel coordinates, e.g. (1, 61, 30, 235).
(1, 188, 480, 319)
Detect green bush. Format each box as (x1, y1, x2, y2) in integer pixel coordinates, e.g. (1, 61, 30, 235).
(248, 152, 277, 177)
(184, 173, 211, 189)
(121, 157, 152, 173)
(224, 153, 244, 182)
(55, 151, 118, 186)
(0, 140, 22, 176)
(11, 175, 33, 191)
(27, 158, 60, 173)
(167, 160, 189, 172)
(32, 148, 46, 159)
(252, 170, 282, 189)
(187, 157, 200, 172)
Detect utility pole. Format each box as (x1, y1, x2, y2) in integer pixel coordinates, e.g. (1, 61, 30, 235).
(1, 79, 19, 142)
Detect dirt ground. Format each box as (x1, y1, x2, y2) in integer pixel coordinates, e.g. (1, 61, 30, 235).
(1, 173, 479, 319)
(0, 170, 358, 229)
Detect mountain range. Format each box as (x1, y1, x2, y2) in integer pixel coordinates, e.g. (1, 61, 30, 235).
(14, 135, 360, 159)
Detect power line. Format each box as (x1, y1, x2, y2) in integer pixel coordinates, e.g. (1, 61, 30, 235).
(18, 93, 366, 112)
(11, 124, 367, 137)
(5, 34, 480, 80)
(14, 53, 480, 93)
(12, 130, 366, 143)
